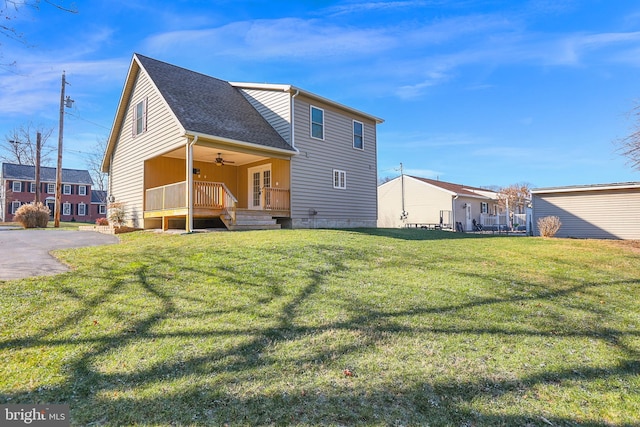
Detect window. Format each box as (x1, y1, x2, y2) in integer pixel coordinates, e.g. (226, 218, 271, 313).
(99, 204, 106, 215)
(63, 202, 71, 216)
(78, 203, 86, 216)
(333, 169, 346, 189)
(78, 185, 87, 196)
(12, 181, 21, 192)
(310, 106, 324, 140)
(63, 184, 72, 195)
(481, 202, 488, 214)
(353, 120, 364, 150)
(11, 201, 21, 214)
(29, 182, 36, 193)
(47, 183, 55, 194)
(133, 98, 147, 136)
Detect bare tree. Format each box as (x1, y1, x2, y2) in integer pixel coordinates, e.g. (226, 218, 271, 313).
(1, 123, 54, 165)
(86, 137, 108, 191)
(497, 183, 532, 214)
(616, 102, 640, 171)
(1, 1, 77, 54)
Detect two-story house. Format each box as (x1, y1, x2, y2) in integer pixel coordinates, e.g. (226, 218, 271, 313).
(102, 54, 383, 231)
(0, 163, 105, 223)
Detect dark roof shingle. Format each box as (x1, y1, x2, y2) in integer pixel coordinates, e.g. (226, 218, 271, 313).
(1, 163, 93, 185)
(135, 54, 295, 153)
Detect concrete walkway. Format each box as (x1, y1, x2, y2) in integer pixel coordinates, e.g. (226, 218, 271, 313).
(0, 229, 119, 280)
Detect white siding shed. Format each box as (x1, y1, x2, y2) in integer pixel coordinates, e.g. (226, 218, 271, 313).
(532, 182, 640, 239)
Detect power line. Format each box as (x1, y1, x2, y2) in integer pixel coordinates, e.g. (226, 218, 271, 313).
(65, 111, 111, 130)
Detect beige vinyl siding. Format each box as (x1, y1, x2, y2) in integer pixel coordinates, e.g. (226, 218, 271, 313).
(238, 89, 291, 144)
(290, 95, 377, 226)
(109, 69, 186, 228)
(533, 188, 640, 239)
(378, 176, 452, 227)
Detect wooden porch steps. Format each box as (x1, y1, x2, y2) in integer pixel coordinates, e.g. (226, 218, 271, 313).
(220, 209, 281, 231)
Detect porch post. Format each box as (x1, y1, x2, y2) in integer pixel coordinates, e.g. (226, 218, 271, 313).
(186, 139, 194, 233)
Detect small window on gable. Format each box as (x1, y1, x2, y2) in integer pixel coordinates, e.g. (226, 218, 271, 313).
(310, 106, 324, 140)
(12, 181, 21, 192)
(78, 185, 87, 196)
(353, 120, 364, 150)
(133, 98, 147, 136)
(333, 169, 346, 189)
(481, 202, 488, 214)
(47, 183, 55, 194)
(63, 184, 72, 195)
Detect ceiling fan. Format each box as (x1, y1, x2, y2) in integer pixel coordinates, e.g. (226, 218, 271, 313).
(214, 153, 235, 166)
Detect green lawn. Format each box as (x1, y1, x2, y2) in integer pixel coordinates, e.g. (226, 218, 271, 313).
(0, 229, 638, 426)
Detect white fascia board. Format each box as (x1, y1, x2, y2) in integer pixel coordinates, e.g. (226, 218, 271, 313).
(532, 182, 640, 194)
(184, 131, 299, 156)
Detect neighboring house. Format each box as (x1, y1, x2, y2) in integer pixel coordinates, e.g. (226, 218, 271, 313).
(102, 54, 383, 231)
(378, 175, 501, 230)
(0, 163, 103, 223)
(532, 182, 640, 239)
(90, 190, 108, 223)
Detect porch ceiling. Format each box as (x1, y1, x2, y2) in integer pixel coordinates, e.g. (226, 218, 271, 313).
(163, 145, 268, 166)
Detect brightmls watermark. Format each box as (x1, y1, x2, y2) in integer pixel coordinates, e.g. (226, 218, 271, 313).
(1, 405, 69, 426)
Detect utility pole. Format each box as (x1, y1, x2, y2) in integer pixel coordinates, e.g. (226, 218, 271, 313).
(55, 71, 73, 227)
(35, 132, 41, 203)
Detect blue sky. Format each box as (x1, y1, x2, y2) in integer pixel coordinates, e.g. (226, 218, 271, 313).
(1, 0, 640, 188)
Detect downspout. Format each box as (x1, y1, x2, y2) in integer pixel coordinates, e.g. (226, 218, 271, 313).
(290, 89, 299, 227)
(186, 134, 198, 233)
(290, 89, 299, 149)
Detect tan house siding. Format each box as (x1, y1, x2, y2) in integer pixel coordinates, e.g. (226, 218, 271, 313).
(109, 69, 186, 228)
(378, 178, 453, 228)
(290, 94, 377, 227)
(533, 187, 640, 239)
(237, 89, 291, 144)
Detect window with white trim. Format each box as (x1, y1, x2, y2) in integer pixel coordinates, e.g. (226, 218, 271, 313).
(12, 181, 21, 192)
(63, 202, 71, 216)
(310, 106, 324, 140)
(78, 203, 86, 216)
(353, 120, 364, 150)
(11, 201, 21, 214)
(78, 185, 87, 196)
(47, 183, 55, 194)
(481, 202, 488, 214)
(333, 169, 346, 189)
(63, 184, 72, 195)
(29, 182, 36, 193)
(133, 98, 147, 136)
(99, 204, 106, 215)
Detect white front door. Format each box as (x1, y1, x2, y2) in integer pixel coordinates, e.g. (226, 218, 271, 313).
(465, 204, 472, 231)
(248, 164, 271, 210)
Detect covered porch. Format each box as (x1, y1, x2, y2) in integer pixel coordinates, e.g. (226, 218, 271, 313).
(143, 141, 292, 231)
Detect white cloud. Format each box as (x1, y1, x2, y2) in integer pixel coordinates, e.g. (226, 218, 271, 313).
(143, 18, 395, 60)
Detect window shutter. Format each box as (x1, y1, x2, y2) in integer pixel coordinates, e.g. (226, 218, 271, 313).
(143, 97, 148, 132)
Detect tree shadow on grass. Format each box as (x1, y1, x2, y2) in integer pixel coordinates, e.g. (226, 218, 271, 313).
(349, 227, 512, 241)
(0, 239, 638, 425)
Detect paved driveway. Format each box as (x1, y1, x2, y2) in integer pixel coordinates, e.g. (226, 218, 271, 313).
(0, 229, 119, 280)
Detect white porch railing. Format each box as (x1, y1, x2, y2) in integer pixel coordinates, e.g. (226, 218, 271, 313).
(480, 213, 527, 229)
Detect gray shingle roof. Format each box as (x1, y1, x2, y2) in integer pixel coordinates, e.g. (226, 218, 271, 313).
(91, 190, 107, 204)
(1, 163, 93, 185)
(135, 54, 295, 153)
